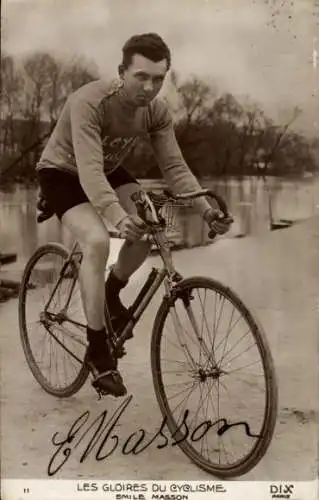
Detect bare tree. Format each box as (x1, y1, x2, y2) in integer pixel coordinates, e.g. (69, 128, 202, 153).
(0, 54, 24, 153)
(169, 71, 213, 138)
(22, 52, 99, 128)
(23, 52, 52, 119)
(236, 105, 272, 174)
(208, 92, 244, 124)
(42, 54, 65, 126)
(1, 51, 101, 183)
(60, 55, 100, 94)
(206, 93, 244, 176)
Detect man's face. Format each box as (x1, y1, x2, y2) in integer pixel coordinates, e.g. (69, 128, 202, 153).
(120, 53, 168, 106)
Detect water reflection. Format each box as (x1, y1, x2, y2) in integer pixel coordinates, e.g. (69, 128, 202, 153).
(0, 176, 318, 266)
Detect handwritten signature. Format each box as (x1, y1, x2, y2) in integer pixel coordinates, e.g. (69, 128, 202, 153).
(48, 395, 261, 476)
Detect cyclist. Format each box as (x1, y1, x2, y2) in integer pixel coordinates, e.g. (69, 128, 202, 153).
(36, 33, 232, 397)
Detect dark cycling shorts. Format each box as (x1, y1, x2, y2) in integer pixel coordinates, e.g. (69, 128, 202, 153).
(37, 166, 139, 220)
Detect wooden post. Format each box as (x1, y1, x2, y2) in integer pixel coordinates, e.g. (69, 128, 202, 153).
(0, 252, 21, 301)
(0, 253, 17, 265)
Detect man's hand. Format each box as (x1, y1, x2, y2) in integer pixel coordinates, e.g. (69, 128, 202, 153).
(118, 215, 147, 242)
(204, 207, 233, 236)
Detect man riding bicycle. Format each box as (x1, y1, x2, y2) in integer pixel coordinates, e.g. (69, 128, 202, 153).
(36, 33, 232, 398)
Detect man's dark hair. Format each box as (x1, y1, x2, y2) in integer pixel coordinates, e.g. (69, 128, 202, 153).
(121, 33, 171, 70)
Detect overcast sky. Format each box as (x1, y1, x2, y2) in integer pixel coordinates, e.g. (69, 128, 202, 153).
(2, 0, 318, 137)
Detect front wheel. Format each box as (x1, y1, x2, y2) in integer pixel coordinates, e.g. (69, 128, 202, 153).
(151, 276, 278, 478)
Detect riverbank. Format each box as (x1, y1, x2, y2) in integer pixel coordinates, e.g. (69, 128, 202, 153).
(0, 216, 318, 485)
(1, 175, 318, 266)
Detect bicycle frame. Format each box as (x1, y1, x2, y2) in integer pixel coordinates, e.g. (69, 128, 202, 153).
(45, 228, 182, 330)
(40, 188, 227, 363)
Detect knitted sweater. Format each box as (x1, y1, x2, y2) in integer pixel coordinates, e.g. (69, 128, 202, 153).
(36, 79, 211, 227)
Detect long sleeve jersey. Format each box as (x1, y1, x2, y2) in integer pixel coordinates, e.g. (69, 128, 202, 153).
(36, 78, 211, 228)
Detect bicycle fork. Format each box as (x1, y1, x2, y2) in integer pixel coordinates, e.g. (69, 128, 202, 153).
(167, 285, 219, 373)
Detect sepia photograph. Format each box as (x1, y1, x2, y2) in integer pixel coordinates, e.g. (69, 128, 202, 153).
(1, 0, 318, 498)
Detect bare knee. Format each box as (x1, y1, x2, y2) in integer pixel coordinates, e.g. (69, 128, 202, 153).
(82, 230, 110, 262)
(61, 203, 110, 266)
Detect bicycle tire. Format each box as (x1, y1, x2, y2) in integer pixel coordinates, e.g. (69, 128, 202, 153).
(151, 276, 278, 478)
(19, 243, 89, 397)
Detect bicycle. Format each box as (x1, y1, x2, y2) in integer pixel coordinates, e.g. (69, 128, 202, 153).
(18, 188, 278, 478)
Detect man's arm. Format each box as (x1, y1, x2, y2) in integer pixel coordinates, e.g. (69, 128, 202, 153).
(148, 100, 212, 217)
(69, 96, 128, 228)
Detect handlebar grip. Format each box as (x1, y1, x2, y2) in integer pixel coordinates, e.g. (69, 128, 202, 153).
(173, 189, 230, 217)
(205, 190, 232, 240)
(208, 229, 217, 240)
(206, 190, 229, 217)
(207, 214, 234, 240)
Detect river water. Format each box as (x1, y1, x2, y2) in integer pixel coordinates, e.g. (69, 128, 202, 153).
(0, 176, 318, 266)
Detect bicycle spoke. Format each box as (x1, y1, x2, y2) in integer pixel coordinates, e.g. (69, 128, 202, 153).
(203, 292, 218, 356)
(48, 333, 53, 384)
(213, 309, 243, 354)
(187, 380, 209, 430)
(38, 325, 49, 367)
(221, 341, 258, 369)
(212, 290, 218, 349)
(214, 294, 226, 342)
(164, 380, 195, 388)
(21, 248, 87, 396)
(62, 349, 69, 387)
(206, 379, 230, 465)
(196, 289, 206, 366)
(160, 358, 194, 367)
(224, 360, 264, 375)
(217, 305, 236, 365)
(163, 328, 197, 354)
(213, 379, 239, 459)
(155, 279, 275, 476)
(161, 368, 193, 375)
(169, 308, 203, 352)
(168, 381, 199, 420)
(202, 381, 212, 460)
(168, 308, 200, 369)
(162, 335, 197, 373)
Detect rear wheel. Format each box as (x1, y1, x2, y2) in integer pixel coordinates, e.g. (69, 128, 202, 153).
(19, 243, 89, 397)
(151, 276, 278, 478)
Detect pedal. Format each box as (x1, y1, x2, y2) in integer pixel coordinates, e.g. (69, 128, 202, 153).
(94, 385, 102, 400)
(90, 369, 127, 398)
(92, 380, 110, 399)
(114, 344, 127, 359)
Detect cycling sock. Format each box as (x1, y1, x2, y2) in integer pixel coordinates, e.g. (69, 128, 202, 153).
(86, 326, 116, 371)
(86, 326, 107, 344)
(106, 268, 128, 291)
(105, 270, 133, 341)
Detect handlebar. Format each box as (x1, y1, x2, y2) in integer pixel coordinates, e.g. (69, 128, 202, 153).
(131, 188, 233, 240)
(133, 188, 230, 215)
(169, 189, 230, 218)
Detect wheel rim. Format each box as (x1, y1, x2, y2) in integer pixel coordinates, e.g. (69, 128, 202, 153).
(154, 281, 277, 475)
(20, 249, 87, 394)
